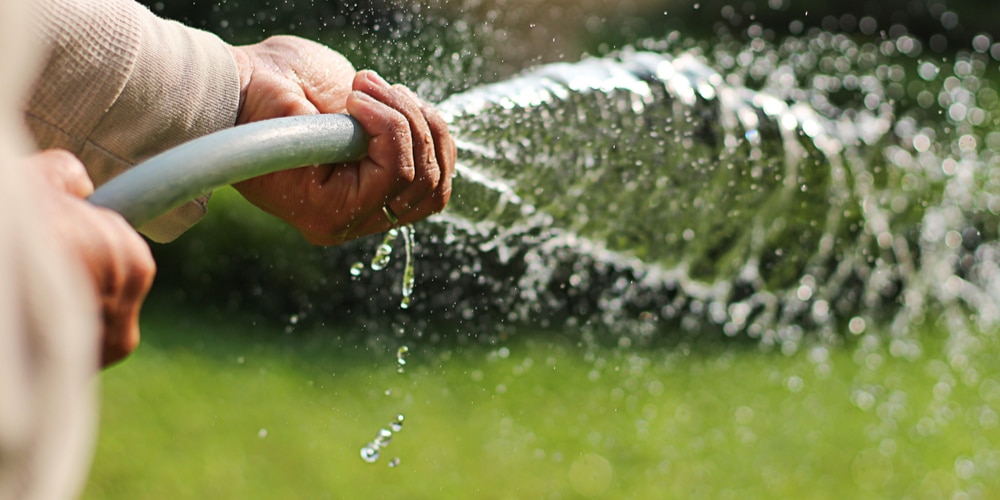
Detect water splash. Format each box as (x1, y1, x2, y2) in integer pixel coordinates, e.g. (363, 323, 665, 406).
(240, 27, 1000, 354)
(359, 30, 1000, 351)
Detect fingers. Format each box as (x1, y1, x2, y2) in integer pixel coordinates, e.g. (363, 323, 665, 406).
(419, 98, 456, 212)
(29, 152, 157, 367)
(91, 208, 155, 367)
(231, 50, 456, 245)
(345, 74, 416, 205)
(348, 70, 455, 234)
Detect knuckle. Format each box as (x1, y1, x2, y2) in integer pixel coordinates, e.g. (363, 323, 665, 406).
(41, 149, 93, 193)
(45, 149, 82, 167)
(424, 105, 446, 127)
(431, 188, 451, 213)
(387, 110, 410, 134)
(133, 247, 157, 288)
(116, 328, 141, 357)
(418, 160, 442, 188)
(103, 211, 155, 297)
(274, 98, 311, 117)
(439, 186, 453, 207)
(103, 327, 140, 366)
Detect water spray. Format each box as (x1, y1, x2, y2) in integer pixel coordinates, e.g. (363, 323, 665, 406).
(86, 46, 1000, 345)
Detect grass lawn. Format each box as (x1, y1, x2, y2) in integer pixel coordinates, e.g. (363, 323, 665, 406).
(84, 296, 1000, 498)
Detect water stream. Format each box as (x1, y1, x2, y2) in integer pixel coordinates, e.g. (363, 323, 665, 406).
(351, 29, 1000, 354)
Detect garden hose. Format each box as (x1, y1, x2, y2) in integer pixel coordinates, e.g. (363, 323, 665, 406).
(87, 113, 368, 229)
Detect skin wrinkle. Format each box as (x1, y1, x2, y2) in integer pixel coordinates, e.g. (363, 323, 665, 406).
(379, 82, 432, 215)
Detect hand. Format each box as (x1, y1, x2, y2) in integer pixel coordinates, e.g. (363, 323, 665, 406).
(227, 36, 456, 245)
(24, 150, 156, 367)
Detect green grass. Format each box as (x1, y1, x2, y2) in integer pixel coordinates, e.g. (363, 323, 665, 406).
(84, 299, 1000, 499)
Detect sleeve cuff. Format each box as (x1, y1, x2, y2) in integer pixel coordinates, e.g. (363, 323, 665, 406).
(90, 2, 240, 242)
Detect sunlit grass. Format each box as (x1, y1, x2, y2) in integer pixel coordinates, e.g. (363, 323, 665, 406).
(85, 298, 1000, 498)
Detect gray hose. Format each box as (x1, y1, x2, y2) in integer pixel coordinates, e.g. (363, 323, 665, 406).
(88, 113, 368, 229)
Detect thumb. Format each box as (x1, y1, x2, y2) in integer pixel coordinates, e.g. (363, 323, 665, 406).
(22, 149, 94, 199)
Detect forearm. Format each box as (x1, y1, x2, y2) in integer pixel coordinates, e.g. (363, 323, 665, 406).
(24, 0, 240, 242)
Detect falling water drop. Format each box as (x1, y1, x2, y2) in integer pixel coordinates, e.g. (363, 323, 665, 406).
(360, 445, 379, 463)
(374, 428, 393, 446)
(360, 414, 406, 465)
(400, 225, 416, 309)
(397, 346, 410, 373)
(391, 414, 404, 432)
(349, 262, 364, 277)
(370, 228, 399, 271)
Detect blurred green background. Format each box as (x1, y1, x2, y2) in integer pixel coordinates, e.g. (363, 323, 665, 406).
(87, 298, 1000, 498)
(84, 1, 1000, 498)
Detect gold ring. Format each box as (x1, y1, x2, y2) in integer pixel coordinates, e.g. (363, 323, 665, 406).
(382, 205, 400, 225)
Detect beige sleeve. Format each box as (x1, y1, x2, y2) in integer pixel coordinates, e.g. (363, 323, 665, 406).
(24, 0, 241, 242)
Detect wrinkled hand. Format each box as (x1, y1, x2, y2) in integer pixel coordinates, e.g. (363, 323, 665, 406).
(24, 150, 156, 367)
(228, 36, 456, 245)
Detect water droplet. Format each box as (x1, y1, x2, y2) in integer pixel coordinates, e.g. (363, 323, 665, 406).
(258, 428, 268, 438)
(349, 262, 364, 277)
(388, 457, 401, 468)
(370, 229, 399, 271)
(360, 445, 379, 463)
(400, 225, 416, 309)
(360, 414, 405, 464)
(370, 255, 391, 272)
(397, 346, 410, 373)
(374, 428, 393, 446)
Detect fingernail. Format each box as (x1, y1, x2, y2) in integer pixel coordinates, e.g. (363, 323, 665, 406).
(366, 70, 389, 87)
